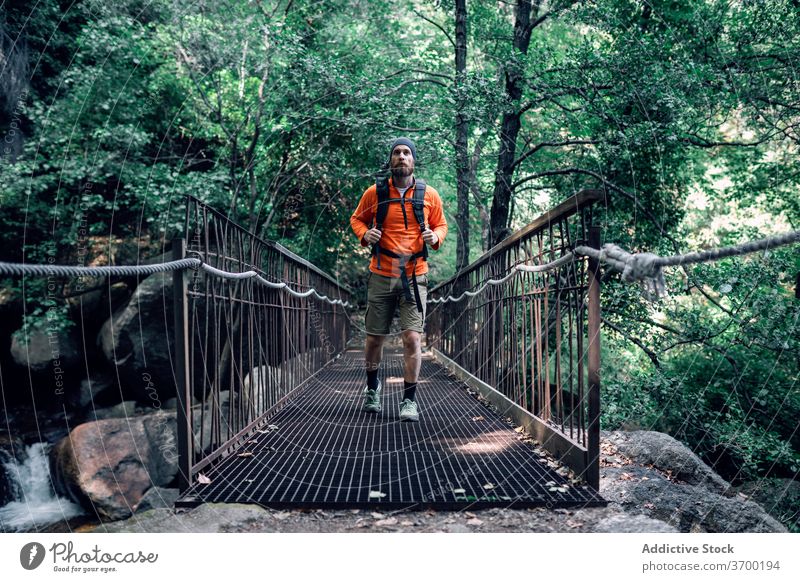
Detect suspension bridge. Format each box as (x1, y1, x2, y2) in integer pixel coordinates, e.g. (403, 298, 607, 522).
(3, 190, 796, 511)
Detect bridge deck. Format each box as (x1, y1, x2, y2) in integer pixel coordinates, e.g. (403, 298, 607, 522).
(177, 351, 605, 509)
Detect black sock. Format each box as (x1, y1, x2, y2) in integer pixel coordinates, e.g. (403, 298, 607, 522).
(367, 370, 379, 391)
(402, 381, 417, 402)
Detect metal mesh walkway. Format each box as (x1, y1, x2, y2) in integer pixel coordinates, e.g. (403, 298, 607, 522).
(177, 351, 605, 509)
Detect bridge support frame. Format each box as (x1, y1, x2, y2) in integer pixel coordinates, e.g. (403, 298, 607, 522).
(173, 238, 191, 493)
(586, 226, 602, 490)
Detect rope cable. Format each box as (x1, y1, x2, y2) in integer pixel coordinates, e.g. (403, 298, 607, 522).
(0, 256, 353, 308)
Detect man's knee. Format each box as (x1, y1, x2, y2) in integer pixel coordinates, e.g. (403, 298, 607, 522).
(402, 330, 421, 351)
(366, 333, 386, 349)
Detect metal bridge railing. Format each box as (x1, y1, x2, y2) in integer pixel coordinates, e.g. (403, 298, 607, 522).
(426, 190, 603, 488)
(174, 195, 352, 491)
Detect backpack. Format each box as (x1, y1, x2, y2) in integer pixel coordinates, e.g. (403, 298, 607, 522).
(371, 177, 428, 312)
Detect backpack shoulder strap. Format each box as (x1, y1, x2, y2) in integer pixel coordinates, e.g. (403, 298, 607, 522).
(375, 177, 390, 229)
(412, 179, 426, 231)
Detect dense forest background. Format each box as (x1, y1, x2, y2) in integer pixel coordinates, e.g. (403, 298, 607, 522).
(1, 0, 798, 521)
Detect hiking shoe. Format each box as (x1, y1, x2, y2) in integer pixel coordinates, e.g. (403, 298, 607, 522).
(363, 381, 382, 413)
(399, 398, 419, 422)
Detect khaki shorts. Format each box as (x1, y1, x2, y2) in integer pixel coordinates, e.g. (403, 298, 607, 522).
(365, 271, 428, 335)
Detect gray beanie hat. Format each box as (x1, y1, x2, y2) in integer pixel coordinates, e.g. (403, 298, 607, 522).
(388, 137, 417, 162)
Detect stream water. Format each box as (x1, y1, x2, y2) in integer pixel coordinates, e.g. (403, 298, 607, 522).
(0, 442, 85, 532)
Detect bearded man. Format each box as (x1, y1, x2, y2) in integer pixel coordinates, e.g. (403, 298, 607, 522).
(349, 138, 448, 421)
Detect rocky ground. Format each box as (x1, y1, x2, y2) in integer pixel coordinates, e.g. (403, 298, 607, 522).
(92, 503, 675, 534)
(89, 430, 788, 534)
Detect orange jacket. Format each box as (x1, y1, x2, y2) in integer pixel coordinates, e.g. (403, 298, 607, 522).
(350, 177, 448, 277)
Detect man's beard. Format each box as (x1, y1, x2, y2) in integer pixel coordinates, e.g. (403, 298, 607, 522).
(391, 164, 413, 178)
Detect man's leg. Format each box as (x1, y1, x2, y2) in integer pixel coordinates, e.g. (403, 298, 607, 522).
(362, 273, 395, 412)
(365, 333, 385, 386)
(401, 329, 421, 391)
(362, 333, 385, 413)
(397, 274, 427, 421)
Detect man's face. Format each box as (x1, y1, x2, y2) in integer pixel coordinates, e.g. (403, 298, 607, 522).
(390, 145, 414, 177)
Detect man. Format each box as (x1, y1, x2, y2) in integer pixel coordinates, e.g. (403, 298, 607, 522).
(349, 138, 448, 421)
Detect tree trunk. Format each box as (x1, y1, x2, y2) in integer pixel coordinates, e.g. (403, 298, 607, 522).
(454, 0, 470, 270)
(488, 0, 537, 246)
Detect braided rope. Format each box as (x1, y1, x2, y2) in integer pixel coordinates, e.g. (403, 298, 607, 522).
(430, 229, 799, 305)
(0, 258, 201, 278)
(196, 263, 351, 307)
(574, 228, 800, 298)
(428, 253, 577, 304)
(0, 257, 353, 308)
(517, 252, 576, 273)
(428, 267, 521, 304)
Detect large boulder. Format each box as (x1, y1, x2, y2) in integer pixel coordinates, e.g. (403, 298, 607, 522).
(50, 412, 179, 520)
(601, 465, 785, 532)
(603, 430, 730, 494)
(10, 325, 82, 375)
(97, 272, 176, 401)
(600, 431, 785, 533)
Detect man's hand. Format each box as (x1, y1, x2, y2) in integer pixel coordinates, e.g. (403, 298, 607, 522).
(422, 228, 438, 245)
(363, 228, 382, 245)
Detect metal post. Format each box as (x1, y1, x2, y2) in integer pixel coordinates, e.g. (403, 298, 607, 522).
(586, 226, 602, 490)
(173, 238, 192, 493)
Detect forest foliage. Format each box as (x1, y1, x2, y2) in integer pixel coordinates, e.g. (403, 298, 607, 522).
(1, 0, 798, 491)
